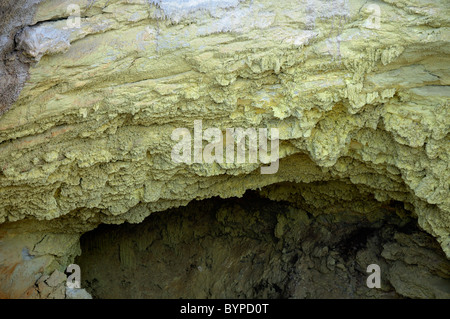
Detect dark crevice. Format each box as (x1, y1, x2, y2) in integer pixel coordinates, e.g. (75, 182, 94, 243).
(76, 183, 450, 299)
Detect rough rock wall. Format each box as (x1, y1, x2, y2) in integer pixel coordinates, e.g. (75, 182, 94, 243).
(0, 0, 449, 298)
(0, 0, 42, 115)
(77, 187, 450, 299)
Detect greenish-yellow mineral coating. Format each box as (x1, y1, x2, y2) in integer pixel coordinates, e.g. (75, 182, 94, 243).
(0, 0, 449, 298)
(76, 189, 450, 299)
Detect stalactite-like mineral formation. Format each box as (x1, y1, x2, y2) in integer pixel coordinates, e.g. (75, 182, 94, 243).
(0, 0, 449, 299)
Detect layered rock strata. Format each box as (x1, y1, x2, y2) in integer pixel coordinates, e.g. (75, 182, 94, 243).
(0, 0, 449, 298)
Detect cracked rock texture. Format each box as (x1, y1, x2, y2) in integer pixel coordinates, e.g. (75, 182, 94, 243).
(77, 188, 450, 299)
(0, 0, 449, 298)
(0, 0, 42, 115)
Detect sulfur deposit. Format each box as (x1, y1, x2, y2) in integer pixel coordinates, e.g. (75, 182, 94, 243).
(0, 0, 449, 299)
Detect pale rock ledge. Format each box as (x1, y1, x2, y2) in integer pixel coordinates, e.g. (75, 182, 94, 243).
(0, 0, 448, 298)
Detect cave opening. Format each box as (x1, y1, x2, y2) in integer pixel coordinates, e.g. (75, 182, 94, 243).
(75, 182, 450, 299)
